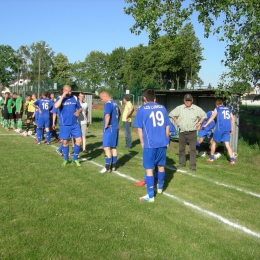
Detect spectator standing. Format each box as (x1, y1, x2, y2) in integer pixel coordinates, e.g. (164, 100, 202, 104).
(78, 92, 89, 153)
(122, 95, 134, 149)
(169, 94, 206, 171)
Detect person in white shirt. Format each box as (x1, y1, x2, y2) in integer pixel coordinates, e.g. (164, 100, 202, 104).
(78, 92, 89, 153)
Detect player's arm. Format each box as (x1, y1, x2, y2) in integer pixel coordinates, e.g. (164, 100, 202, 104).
(137, 128, 144, 148)
(230, 112, 235, 134)
(126, 105, 134, 121)
(166, 125, 170, 138)
(54, 93, 66, 108)
(52, 113, 57, 130)
(104, 114, 110, 131)
(86, 108, 90, 125)
(203, 109, 217, 128)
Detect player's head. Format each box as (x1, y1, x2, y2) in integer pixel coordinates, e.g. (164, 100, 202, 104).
(32, 94, 37, 100)
(50, 93, 55, 100)
(12, 92, 18, 98)
(142, 89, 155, 103)
(183, 94, 193, 108)
(63, 85, 72, 97)
(215, 99, 223, 106)
(99, 91, 111, 103)
(78, 92, 85, 101)
(4, 92, 10, 98)
(42, 92, 48, 98)
(26, 94, 31, 101)
(123, 95, 130, 103)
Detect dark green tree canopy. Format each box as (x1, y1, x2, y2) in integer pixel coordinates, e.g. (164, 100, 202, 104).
(124, 0, 260, 94)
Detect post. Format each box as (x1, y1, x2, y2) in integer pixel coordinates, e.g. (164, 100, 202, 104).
(38, 57, 41, 98)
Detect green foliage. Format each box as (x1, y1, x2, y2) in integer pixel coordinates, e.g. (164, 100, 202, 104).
(50, 53, 72, 81)
(0, 45, 17, 86)
(124, 0, 260, 94)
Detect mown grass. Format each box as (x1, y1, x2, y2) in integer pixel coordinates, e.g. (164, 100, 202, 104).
(0, 108, 260, 259)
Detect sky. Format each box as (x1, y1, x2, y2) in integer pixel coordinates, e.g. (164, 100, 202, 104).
(0, 0, 227, 87)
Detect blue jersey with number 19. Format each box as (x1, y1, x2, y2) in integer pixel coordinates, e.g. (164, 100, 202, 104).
(216, 105, 232, 131)
(133, 102, 170, 148)
(34, 98, 54, 119)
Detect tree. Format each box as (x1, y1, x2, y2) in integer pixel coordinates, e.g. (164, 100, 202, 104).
(124, 0, 260, 94)
(0, 45, 17, 86)
(50, 53, 71, 81)
(28, 41, 54, 83)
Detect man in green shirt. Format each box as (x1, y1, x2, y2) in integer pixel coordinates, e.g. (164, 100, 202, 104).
(13, 92, 23, 131)
(169, 94, 206, 171)
(2, 92, 15, 130)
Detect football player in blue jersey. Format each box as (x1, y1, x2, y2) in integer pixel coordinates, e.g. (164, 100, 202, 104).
(33, 92, 54, 145)
(203, 99, 235, 164)
(54, 85, 82, 166)
(196, 110, 215, 149)
(133, 89, 170, 202)
(99, 91, 120, 173)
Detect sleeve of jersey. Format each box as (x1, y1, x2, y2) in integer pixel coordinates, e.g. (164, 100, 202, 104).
(34, 100, 39, 106)
(104, 103, 112, 115)
(52, 107, 58, 114)
(76, 100, 82, 110)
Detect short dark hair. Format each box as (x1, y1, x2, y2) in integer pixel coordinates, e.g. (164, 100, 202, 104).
(13, 92, 18, 95)
(123, 95, 130, 101)
(143, 89, 155, 102)
(26, 94, 31, 97)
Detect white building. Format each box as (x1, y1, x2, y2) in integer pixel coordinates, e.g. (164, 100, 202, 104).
(241, 84, 260, 106)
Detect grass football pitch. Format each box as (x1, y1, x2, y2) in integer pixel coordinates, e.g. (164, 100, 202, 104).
(0, 109, 260, 259)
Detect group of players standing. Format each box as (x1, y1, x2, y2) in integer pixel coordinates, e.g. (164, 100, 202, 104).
(98, 88, 236, 202)
(1, 86, 235, 203)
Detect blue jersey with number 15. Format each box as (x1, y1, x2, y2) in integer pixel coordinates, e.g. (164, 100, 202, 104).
(133, 102, 170, 148)
(216, 105, 232, 131)
(34, 98, 54, 119)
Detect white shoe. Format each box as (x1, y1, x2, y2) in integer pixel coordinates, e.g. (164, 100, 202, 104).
(157, 184, 163, 194)
(100, 167, 109, 174)
(139, 194, 155, 202)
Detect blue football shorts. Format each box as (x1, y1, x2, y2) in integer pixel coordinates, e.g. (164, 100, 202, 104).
(199, 129, 213, 138)
(143, 147, 167, 169)
(102, 127, 119, 148)
(37, 118, 50, 128)
(59, 124, 82, 140)
(213, 130, 230, 143)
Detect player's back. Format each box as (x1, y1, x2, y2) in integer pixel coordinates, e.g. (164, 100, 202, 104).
(216, 105, 232, 131)
(137, 102, 170, 148)
(104, 100, 120, 129)
(37, 98, 54, 119)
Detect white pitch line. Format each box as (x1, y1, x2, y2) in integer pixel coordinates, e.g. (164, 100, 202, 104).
(0, 134, 21, 135)
(118, 151, 260, 199)
(88, 159, 260, 239)
(13, 135, 260, 239)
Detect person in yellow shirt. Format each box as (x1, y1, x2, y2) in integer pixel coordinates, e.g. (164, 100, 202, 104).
(24, 94, 37, 132)
(122, 95, 134, 149)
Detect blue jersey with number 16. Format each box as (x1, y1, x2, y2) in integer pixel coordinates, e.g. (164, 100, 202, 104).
(34, 98, 54, 119)
(133, 102, 170, 148)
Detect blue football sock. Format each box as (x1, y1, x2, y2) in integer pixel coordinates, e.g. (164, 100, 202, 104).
(112, 156, 117, 164)
(146, 175, 154, 198)
(46, 131, 50, 142)
(73, 144, 80, 161)
(157, 171, 165, 189)
(59, 142, 63, 151)
(210, 155, 214, 160)
(105, 157, 111, 165)
(63, 146, 69, 161)
(37, 128, 42, 143)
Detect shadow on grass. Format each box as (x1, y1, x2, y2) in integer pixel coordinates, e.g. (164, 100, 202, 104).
(117, 150, 139, 169)
(131, 138, 140, 149)
(82, 141, 103, 160)
(163, 155, 176, 192)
